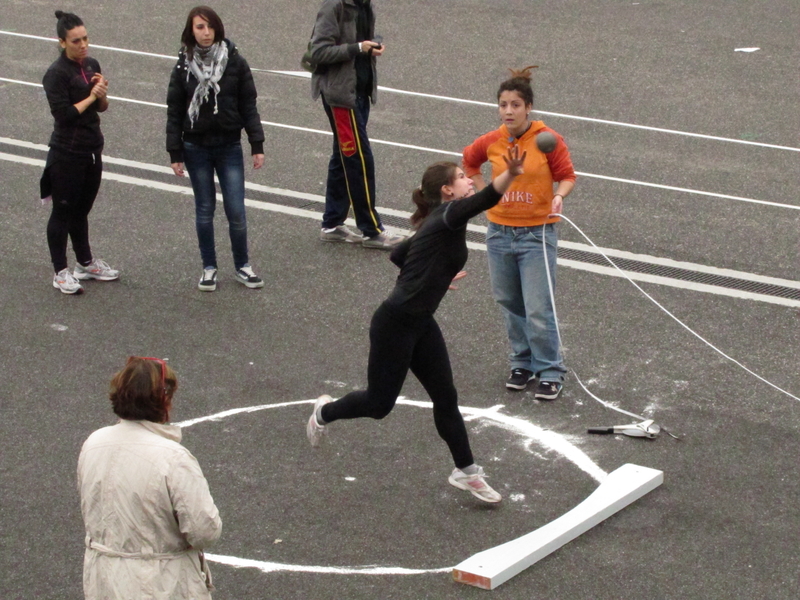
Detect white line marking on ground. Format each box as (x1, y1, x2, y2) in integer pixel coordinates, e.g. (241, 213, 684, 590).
(1, 78, 797, 211)
(2, 30, 795, 152)
(174, 397, 606, 576)
(2, 143, 797, 307)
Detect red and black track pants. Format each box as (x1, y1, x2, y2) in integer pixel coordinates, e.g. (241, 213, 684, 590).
(321, 94, 384, 238)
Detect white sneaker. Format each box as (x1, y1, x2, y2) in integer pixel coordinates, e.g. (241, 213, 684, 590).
(448, 466, 502, 503)
(53, 268, 83, 295)
(306, 395, 332, 448)
(74, 258, 119, 281)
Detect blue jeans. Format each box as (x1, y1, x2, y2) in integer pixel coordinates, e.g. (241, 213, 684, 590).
(486, 222, 566, 382)
(183, 141, 249, 270)
(321, 94, 384, 238)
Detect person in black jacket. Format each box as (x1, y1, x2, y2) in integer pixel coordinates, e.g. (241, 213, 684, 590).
(306, 146, 527, 504)
(166, 6, 265, 292)
(42, 10, 119, 295)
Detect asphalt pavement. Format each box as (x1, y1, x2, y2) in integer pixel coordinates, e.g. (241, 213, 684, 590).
(0, 1, 798, 599)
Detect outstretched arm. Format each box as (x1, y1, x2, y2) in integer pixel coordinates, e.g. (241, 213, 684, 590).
(444, 145, 527, 228)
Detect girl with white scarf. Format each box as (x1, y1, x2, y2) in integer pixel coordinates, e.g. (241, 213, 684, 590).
(166, 6, 266, 292)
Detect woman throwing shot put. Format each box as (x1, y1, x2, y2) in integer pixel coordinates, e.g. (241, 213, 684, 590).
(42, 10, 119, 294)
(462, 67, 576, 399)
(307, 146, 526, 504)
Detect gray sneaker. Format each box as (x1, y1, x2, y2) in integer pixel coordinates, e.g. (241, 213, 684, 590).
(74, 258, 119, 281)
(362, 231, 405, 250)
(320, 225, 363, 243)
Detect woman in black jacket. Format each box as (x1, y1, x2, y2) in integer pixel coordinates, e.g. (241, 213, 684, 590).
(166, 6, 266, 291)
(42, 10, 119, 295)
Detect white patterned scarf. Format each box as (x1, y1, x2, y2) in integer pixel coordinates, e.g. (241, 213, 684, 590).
(186, 42, 228, 128)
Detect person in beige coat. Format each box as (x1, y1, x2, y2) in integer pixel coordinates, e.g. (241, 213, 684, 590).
(78, 357, 221, 599)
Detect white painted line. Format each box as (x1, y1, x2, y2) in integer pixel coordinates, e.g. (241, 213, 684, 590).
(2, 29, 796, 152)
(175, 397, 607, 483)
(452, 463, 664, 590)
(2, 144, 797, 307)
(204, 553, 450, 575)
(266, 71, 800, 153)
(1, 78, 797, 212)
(174, 397, 607, 578)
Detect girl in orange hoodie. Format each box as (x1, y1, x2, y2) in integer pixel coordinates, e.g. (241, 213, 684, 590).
(462, 66, 576, 399)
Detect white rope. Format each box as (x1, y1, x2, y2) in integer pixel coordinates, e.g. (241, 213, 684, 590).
(548, 213, 799, 404)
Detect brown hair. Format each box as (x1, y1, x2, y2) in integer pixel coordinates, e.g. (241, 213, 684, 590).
(497, 65, 538, 107)
(181, 6, 225, 58)
(410, 162, 459, 227)
(109, 357, 178, 423)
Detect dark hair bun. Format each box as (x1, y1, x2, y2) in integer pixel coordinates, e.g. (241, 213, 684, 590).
(55, 10, 65, 19)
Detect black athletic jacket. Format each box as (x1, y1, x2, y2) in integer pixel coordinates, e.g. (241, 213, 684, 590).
(386, 185, 503, 317)
(42, 52, 104, 155)
(166, 39, 265, 163)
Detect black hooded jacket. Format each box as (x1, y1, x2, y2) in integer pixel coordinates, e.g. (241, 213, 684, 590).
(166, 39, 265, 163)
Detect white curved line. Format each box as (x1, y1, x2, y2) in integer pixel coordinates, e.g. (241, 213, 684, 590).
(204, 553, 450, 575)
(176, 397, 606, 577)
(176, 397, 607, 482)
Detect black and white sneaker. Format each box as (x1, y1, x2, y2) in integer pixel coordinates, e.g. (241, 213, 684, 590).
(534, 381, 563, 401)
(506, 368, 535, 390)
(235, 264, 264, 289)
(198, 268, 217, 292)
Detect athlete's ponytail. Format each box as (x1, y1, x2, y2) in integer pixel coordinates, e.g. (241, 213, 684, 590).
(410, 162, 459, 228)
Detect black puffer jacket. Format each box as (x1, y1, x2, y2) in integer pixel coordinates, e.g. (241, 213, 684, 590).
(166, 39, 264, 163)
(42, 52, 104, 154)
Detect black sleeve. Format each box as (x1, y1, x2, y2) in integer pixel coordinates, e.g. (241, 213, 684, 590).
(165, 59, 187, 162)
(43, 67, 80, 125)
(390, 236, 412, 267)
(236, 56, 265, 155)
(442, 184, 503, 230)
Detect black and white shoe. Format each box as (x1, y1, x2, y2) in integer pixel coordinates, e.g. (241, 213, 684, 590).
(534, 381, 563, 401)
(235, 264, 264, 289)
(198, 268, 217, 292)
(506, 368, 535, 390)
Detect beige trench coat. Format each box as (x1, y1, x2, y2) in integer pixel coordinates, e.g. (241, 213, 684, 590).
(78, 420, 222, 599)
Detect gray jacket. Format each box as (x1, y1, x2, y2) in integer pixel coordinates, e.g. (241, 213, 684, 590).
(310, 0, 378, 108)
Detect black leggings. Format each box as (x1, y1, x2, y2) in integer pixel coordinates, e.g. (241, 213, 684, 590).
(45, 150, 102, 272)
(321, 302, 474, 469)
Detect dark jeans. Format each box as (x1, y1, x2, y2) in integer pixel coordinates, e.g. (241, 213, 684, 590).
(45, 149, 102, 272)
(321, 302, 475, 469)
(321, 94, 384, 238)
(183, 141, 249, 270)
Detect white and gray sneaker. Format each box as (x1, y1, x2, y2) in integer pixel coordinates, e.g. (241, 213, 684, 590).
(362, 231, 405, 250)
(306, 395, 332, 448)
(448, 466, 502, 503)
(198, 268, 218, 292)
(320, 225, 363, 243)
(53, 268, 84, 295)
(74, 258, 119, 281)
(235, 265, 264, 289)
